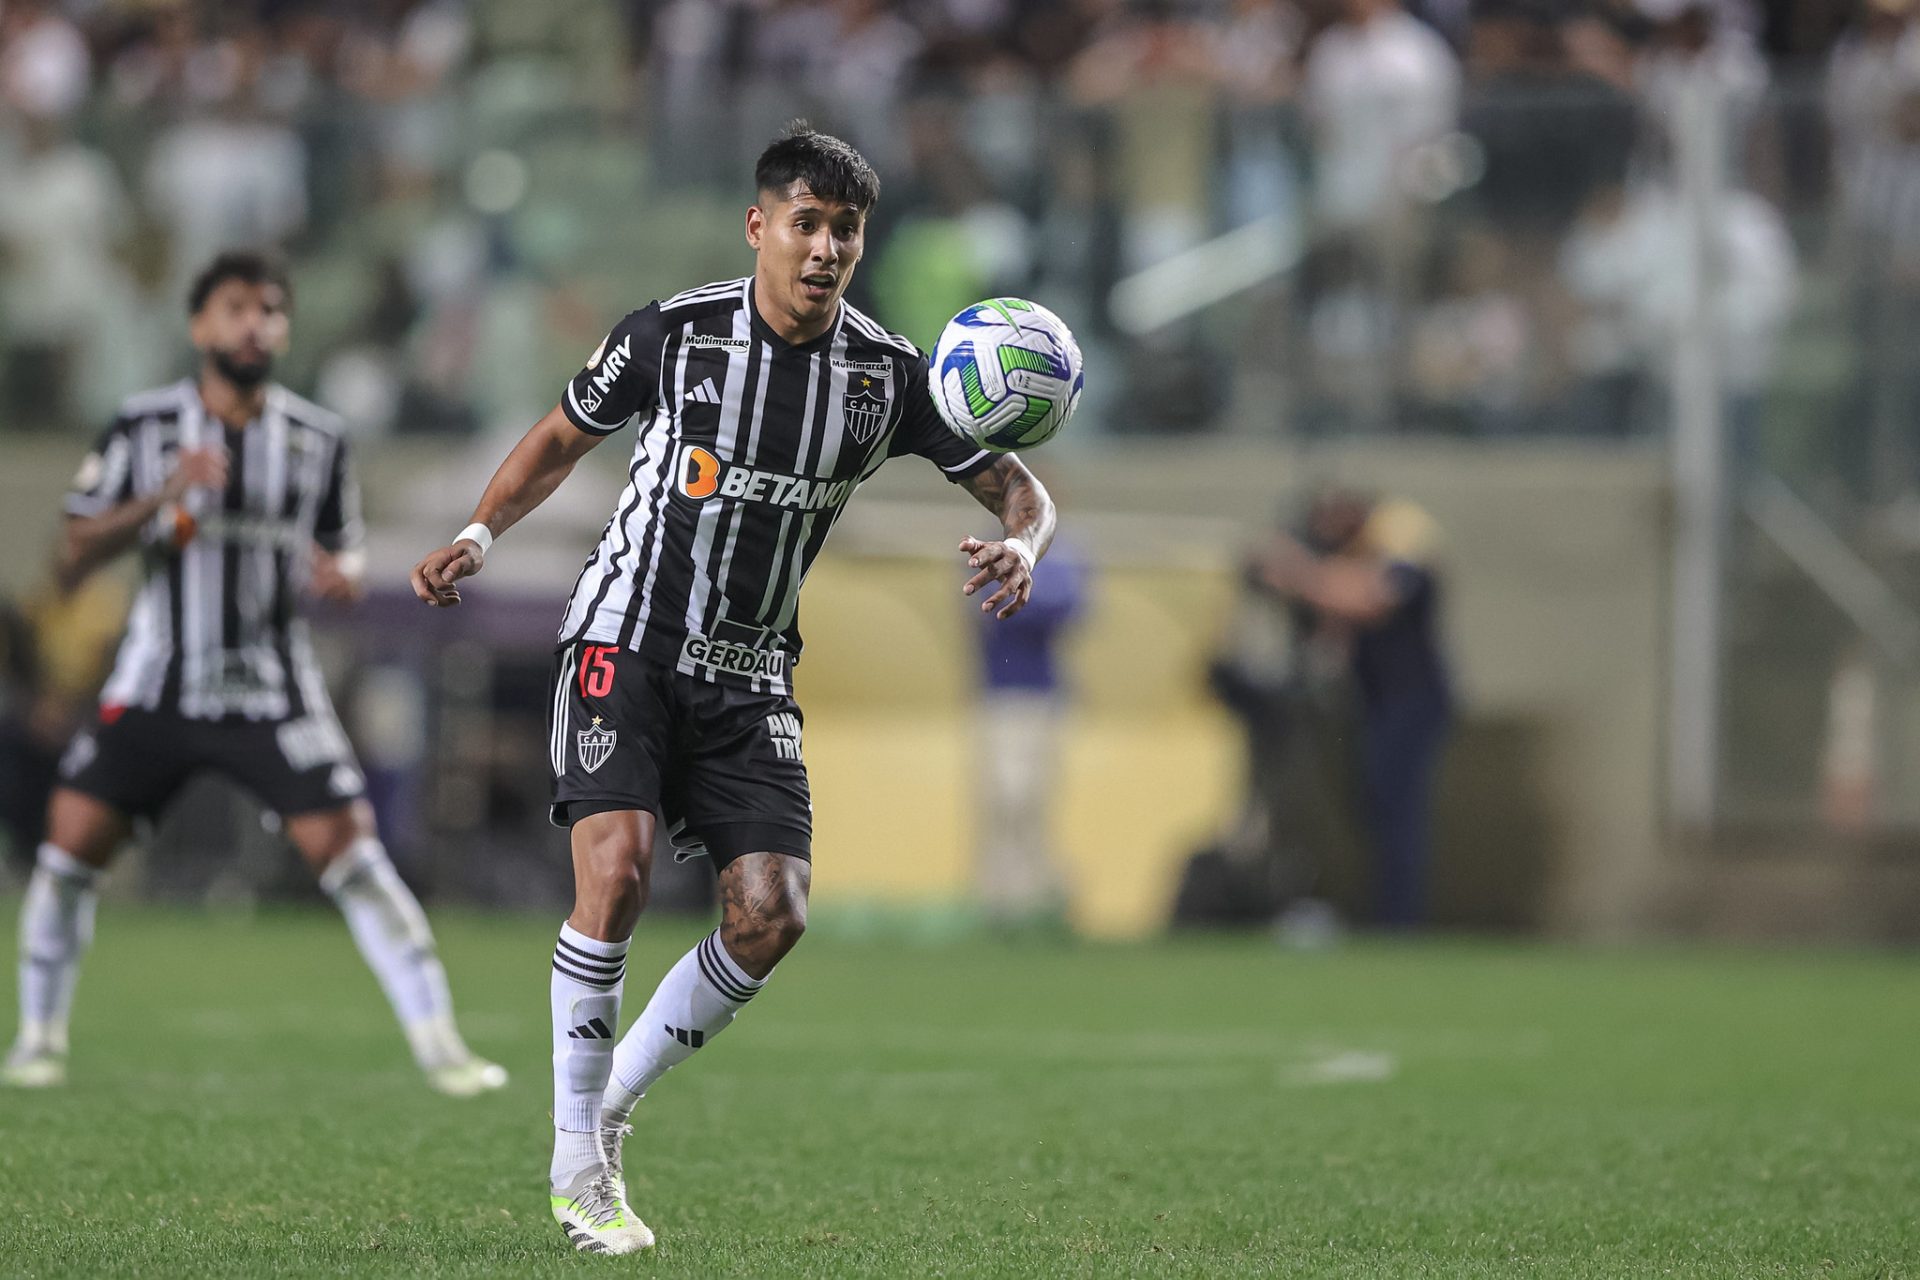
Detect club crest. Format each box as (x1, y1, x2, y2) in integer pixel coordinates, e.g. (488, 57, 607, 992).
(844, 375, 887, 444)
(577, 715, 616, 773)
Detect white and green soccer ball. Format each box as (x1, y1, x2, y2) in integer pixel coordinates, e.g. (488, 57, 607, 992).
(929, 297, 1084, 453)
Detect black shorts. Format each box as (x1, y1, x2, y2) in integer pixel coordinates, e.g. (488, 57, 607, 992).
(547, 641, 811, 867)
(58, 704, 367, 821)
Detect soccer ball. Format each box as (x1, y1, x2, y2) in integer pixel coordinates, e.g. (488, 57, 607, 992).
(929, 298, 1084, 452)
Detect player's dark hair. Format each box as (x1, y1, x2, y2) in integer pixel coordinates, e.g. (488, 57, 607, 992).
(188, 250, 292, 316)
(754, 122, 880, 213)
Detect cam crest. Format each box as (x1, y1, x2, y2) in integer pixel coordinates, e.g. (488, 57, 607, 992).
(843, 375, 887, 445)
(577, 715, 616, 773)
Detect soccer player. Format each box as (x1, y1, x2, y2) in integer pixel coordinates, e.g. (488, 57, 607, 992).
(409, 125, 1057, 1254)
(3, 251, 507, 1098)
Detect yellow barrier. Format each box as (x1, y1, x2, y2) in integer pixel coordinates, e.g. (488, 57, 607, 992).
(794, 552, 1241, 938)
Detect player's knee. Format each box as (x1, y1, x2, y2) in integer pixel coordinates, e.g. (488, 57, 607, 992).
(579, 855, 648, 913)
(765, 898, 807, 953)
(572, 834, 651, 933)
(45, 790, 124, 868)
(725, 888, 806, 969)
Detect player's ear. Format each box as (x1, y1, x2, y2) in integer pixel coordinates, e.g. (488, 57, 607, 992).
(745, 204, 765, 252)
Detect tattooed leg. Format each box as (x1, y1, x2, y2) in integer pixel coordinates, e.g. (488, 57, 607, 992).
(601, 852, 808, 1124)
(718, 853, 810, 978)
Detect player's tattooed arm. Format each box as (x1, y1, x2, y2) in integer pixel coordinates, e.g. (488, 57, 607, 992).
(411, 403, 604, 607)
(957, 454, 1055, 620)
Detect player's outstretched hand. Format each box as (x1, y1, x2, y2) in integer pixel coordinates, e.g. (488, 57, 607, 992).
(411, 541, 484, 607)
(959, 535, 1033, 621)
(160, 445, 229, 501)
(310, 545, 364, 604)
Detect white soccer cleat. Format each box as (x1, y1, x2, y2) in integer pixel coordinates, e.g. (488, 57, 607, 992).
(550, 1166, 654, 1255)
(423, 1055, 509, 1098)
(2, 1044, 66, 1089)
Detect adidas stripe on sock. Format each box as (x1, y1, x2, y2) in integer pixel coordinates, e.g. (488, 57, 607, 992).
(551, 923, 628, 1187)
(603, 930, 766, 1122)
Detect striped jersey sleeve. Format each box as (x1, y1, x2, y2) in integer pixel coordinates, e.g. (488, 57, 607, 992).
(888, 352, 995, 482)
(313, 434, 364, 552)
(562, 304, 668, 436)
(65, 416, 138, 518)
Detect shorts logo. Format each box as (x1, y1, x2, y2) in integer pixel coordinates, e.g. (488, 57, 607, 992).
(679, 446, 721, 499)
(329, 763, 364, 797)
(843, 375, 887, 444)
(277, 715, 350, 772)
(577, 715, 617, 773)
(59, 731, 97, 779)
(764, 711, 803, 761)
(680, 633, 788, 680)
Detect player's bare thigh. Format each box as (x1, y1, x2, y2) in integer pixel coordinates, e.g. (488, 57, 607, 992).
(568, 808, 657, 941)
(284, 799, 379, 874)
(719, 852, 809, 979)
(45, 787, 131, 869)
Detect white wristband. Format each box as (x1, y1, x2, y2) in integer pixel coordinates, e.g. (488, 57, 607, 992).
(1003, 537, 1036, 573)
(455, 522, 494, 556)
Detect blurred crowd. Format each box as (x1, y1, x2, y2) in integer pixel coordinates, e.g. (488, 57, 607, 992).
(0, 0, 1917, 468)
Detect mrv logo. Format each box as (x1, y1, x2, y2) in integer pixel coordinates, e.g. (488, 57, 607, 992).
(578, 334, 632, 414)
(679, 634, 789, 680)
(675, 445, 852, 511)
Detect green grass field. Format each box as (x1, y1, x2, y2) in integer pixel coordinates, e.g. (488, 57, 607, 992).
(0, 904, 1915, 1278)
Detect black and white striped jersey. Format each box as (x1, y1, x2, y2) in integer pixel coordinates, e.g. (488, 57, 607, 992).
(556, 277, 994, 692)
(65, 380, 363, 722)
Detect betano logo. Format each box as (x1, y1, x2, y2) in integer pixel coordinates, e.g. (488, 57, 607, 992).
(674, 444, 852, 511)
(679, 446, 721, 499)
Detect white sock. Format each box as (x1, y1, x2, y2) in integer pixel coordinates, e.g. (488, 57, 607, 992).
(550, 922, 628, 1188)
(318, 838, 462, 1069)
(14, 843, 100, 1056)
(602, 929, 766, 1124)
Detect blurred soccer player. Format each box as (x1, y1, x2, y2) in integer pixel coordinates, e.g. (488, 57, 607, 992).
(2, 251, 506, 1098)
(411, 124, 1057, 1254)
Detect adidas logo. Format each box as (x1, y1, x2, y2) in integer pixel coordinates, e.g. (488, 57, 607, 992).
(567, 1017, 614, 1040)
(665, 1024, 705, 1048)
(684, 377, 720, 406)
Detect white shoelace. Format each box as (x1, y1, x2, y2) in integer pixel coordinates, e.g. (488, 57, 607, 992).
(599, 1122, 634, 1181)
(572, 1170, 626, 1228)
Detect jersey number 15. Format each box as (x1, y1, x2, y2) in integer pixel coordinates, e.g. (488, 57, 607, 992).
(579, 646, 618, 699)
